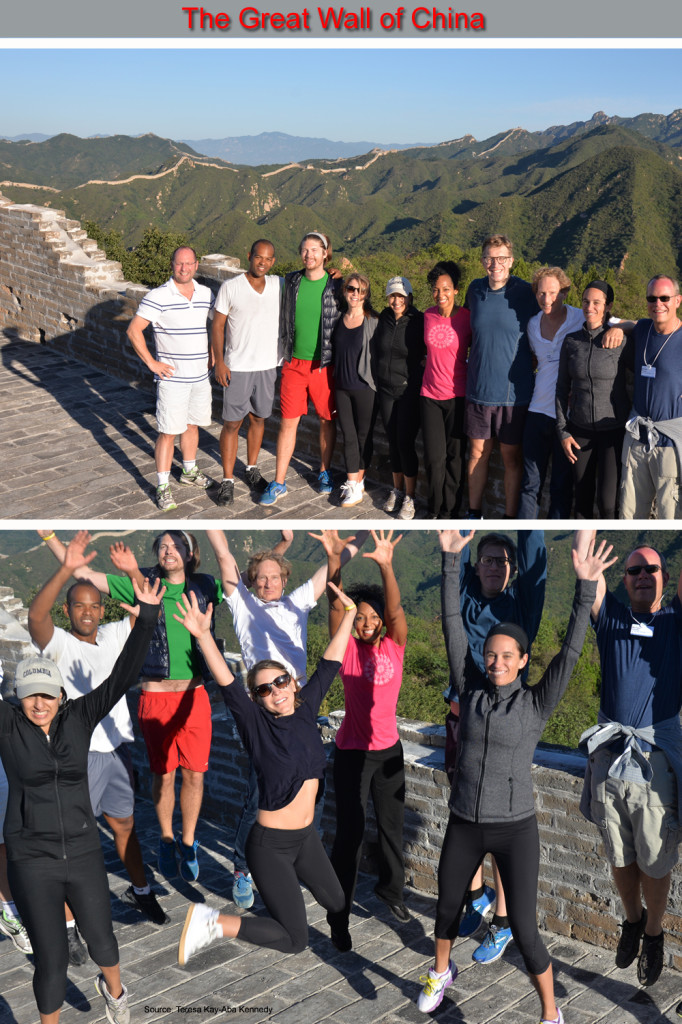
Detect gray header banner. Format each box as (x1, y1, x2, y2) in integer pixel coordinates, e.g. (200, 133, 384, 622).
(3, 0, 679, 39)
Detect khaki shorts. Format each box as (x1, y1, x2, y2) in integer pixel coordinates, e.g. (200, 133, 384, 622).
(589, 747, 680, 877)
(620, 441, 680, 520)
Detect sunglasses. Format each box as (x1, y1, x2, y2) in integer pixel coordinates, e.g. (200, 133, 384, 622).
(646, 295, 673, 303)
(625, 565, 661, 576)
(346, 285, 366, 294)
(254, 672, 291, 697)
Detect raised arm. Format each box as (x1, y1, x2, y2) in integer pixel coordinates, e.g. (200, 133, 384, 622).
(308, 530, 355, 639)
(173, 591, 235, 688)
(37, 528, 111, 593)
(29, 531, 99, 650)
(206, 529, 242, 597)
(323, 582, 358, 663)
(516, 530, 547, 644)
(308, 530, 369, 600)
(109, 542, 145, 589)
(440, 532, 476, 697)
(362, 530, 407, 645)
(572, 530, 606, 619)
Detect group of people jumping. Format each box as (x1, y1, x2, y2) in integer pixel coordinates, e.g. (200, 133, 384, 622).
(0, 526, 680, 1024)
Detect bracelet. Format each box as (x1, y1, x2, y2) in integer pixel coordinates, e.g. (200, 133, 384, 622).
(42, 532, 56, 542)
(343, 604, 356, 612)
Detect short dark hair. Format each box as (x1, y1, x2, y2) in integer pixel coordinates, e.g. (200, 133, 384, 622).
(249, 239, 275, 257)
(346, 584, 385, 624)
(476, 532, 517, 567)
(427, 260, 461, 291)
(65, 580, 102, 606)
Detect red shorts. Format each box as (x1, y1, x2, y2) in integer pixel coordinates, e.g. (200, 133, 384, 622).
(280, 358, 336, 420)
(138, 686, 212, 775)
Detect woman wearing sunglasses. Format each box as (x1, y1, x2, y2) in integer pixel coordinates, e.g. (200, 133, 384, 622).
(176, 582, 357, 965)
(331, 273, 379, 508)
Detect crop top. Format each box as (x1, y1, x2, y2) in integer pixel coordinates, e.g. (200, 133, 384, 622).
(220, 658, 340, 811)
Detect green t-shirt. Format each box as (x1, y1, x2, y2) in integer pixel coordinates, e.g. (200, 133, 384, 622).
(107, 573, 222, 680)
(293, 273, 327, 360)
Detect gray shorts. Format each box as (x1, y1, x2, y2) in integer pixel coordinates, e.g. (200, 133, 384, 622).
(88, 746, 135, 819)
(589, 747, 680, 877)
(222, 368, 277, 422)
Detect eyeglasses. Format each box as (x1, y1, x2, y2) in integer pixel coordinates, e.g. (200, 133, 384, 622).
(479, 556, 513, 568)
(254, 673, 291, 697)
(646, 295, 674, 303)
(625, 565, 661, 576)
(346, 285, 367, 294)
(483, 256, 512, 266)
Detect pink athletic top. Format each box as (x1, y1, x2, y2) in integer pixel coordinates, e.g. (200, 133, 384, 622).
(420, 305, 470, 401)
(336, 635, 405, 751)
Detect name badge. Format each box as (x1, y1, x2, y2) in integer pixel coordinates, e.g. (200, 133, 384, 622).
(641, 365, 656, 378)
(631, 622, 654, 637)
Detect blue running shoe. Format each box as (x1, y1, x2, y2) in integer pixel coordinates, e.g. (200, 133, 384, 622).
(472, 923, 513, 964)
(317, 469, 333, 494)
(177, 839, 200, 882)
(158, 838, 177, 879)
(458, 884, 495, 937)
(259, 481, 287, 506)
(232, 871, 254, 910)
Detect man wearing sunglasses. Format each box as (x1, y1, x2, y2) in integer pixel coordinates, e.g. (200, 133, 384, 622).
(574, 529, 682, 988)
(620, 274, 682, 519)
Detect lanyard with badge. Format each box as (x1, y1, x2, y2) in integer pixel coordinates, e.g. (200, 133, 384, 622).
(641, 322, 680, 378)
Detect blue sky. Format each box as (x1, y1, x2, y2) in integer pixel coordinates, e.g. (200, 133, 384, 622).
(4, 48, 679, 144)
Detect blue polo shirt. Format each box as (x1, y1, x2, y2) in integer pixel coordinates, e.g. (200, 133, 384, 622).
(465, 276, 537, 406)
(632, 319, 682, 447)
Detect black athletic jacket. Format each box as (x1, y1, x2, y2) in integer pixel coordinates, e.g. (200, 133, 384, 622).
(0, 603, 157, 861)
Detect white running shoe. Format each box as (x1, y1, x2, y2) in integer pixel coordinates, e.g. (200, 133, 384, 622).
(383, 487, 403, 513)
(397, 495, 416, 520)
(95, 975, 130, 1024)
(178, 903, 221, 965)
(0, 909, 32, 953)
(341, 480, 364, 507)
(417, 961, 456, 1012)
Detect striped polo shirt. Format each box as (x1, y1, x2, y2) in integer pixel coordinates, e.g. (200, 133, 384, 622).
(136, 277, 214, 384)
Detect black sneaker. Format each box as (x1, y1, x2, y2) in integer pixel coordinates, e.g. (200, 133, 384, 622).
(245, 467, 268, 494)
(616, 909, 647, 968)
(67, 925, 88, 966)
(216, 480, 234, 506)
(374, 890, 411, 923)
(638, 932, 664, 987)
(327, 911, 352, 952)
(120, 885, 170, 925)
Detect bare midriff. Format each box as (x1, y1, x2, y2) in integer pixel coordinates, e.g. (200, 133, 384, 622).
(141, 677, 202, 693)
(257, 777, 320, 830)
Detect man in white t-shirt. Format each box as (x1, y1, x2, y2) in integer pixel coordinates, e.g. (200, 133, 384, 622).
(127, 246, 215, 512)
(206, 528, 366, 911)
(28, 539, 169, 930)
(211, 240, 282, 506)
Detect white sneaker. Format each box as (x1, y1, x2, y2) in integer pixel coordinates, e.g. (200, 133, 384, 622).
(383, 488, 403, 513)
(397, 495, 416, 520)
(95, 975, 130, 1024)
(178, 903, 221, 965)
(540, 1010, 564, 1024)
(0, 909, 32, 953)
(341, 480, 364, 507)
(417, 961, 456, 1012)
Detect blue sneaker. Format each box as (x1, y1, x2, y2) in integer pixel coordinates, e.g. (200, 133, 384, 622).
(458, 884, 495, 937)
(158, 838, 178, 879)
(259, 481, 287, 506)
(177, 839, 200, 882)
(472, 923, 513, 964)
(317, 469, 333, 494)
(232, 870, 254, 910)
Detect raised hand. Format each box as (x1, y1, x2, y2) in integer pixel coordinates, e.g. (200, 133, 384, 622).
(63, 531, 98, 574)
(438, 529, 474, 554)
(110, 541, 139, 575)
(309, 529, 356, 559)
(572, 538, 618, 581)
(362, 529, 402, 567)
(120, 576, 166, 619)
(173, 591, 213, 638)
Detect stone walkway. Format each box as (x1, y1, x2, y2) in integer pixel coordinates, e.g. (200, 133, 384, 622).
(0, 335, 401, 521)
(1, 795, 679, 1024)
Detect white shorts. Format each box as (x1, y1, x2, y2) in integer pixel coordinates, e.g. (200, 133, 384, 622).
(156, 378, 212, 436)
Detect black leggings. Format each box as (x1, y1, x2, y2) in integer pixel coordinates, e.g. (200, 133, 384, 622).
(420, 395, 467, 517)
(9, 849, 119, 1014)
(377, 388, 421, 478)
(335, 387, 377, 474)
(435, 813, 550, 976)
(329, 742, 406, 921)
(239, 822, 344, 954)
(568, 423, 624, 519)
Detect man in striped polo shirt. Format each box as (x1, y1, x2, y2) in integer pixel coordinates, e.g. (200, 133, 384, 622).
(127, 246, 215, 511)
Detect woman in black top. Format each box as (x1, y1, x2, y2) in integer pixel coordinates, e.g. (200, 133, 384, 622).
(417, 532, 615, 1020)
(0, 532, 161, 1024)
(373, 277, 425, 520)
(332, 273, 379, 509)
(177, 582, 357, 965)
(555, 280, 633, 518)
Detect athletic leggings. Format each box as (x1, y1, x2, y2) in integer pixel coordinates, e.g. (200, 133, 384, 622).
(420, 395, 467, 517)
(8, 848, 119, 1014)
(239, 822, 345, 954)
(568, 423, 624, 519)
(435, 812, 550, 976)
(329, 742, 406, 921)
(335, 387, 377, 474)
(377, 388, 422, 478)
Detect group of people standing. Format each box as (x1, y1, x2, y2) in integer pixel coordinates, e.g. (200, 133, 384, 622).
(128, 231, 681, 519)
(1, 527, 680, 1023)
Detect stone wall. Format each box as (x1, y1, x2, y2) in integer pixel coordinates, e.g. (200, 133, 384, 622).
(0, 192, 508, 511)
